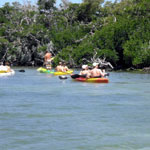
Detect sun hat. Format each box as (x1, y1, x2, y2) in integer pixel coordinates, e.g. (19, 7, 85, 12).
(82, 65, 88, 69)
(92, 62, 99, 67)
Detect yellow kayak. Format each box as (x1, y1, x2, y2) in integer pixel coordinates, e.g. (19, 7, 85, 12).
(0, 69, 15, 77)
(54, 70, 73, 75)
(0, 70, 7, 73)
(37, 67, 73, 75)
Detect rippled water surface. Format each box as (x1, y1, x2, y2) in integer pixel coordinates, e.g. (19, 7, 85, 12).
(0, 68, 150, 150)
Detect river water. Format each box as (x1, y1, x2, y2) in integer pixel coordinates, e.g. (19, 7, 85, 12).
(0, 68, 150, 150)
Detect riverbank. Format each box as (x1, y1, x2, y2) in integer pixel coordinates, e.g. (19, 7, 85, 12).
(124, 67, 150, 73)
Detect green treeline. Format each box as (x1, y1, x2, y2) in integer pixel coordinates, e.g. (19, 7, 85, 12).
(0, 0, 150, 69)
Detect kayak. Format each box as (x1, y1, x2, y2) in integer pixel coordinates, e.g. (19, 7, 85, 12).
(54, 70, 74, 75)
(37, 67, 54, 74)
(37, 67, 73, 75)
(72, 76, 109, 83)
(0, 69, 15, 77)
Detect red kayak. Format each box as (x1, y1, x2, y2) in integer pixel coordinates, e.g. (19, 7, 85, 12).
(72, 77, 109, 83)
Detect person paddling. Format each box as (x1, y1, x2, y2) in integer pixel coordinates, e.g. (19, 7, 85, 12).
(62, 63, 69, 72)
(79, 65, 91, 78)
(5, 62, 12, 72)
(90, 63, 105, 78)
(0, 62, 7, 72)
(55, 62, 63, 72)
(71, 65, 90, 79)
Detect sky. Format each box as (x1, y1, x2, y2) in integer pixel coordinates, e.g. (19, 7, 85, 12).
(0, 0, 115, 7)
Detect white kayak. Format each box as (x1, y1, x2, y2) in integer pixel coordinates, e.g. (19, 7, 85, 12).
(0, 69, 15, 77)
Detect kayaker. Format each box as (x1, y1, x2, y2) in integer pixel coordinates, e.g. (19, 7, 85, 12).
(90, 63, 105, 78)
(62, 63, 69, 72)
(99, 65, 108, 76)
(0, 62, 7, 72)
(5, 62, 11, 72)
(55, 62, 63, 72)
(44, 51, 52, 70)
(79, 65, 91, 78)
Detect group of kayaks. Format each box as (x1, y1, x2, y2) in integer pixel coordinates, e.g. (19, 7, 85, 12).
(37, 67, 109, 83)
(0, 67, 109, 83)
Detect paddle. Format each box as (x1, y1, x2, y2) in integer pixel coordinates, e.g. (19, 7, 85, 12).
(70, 74, 80, 79)
(58, 74, 79, 80)
(59, 75, 68, 79)
(19, 69, 25, 72)
(104, 73, 109, 77)
(59, 73, 110, 80)
(14, 69, 25, 72)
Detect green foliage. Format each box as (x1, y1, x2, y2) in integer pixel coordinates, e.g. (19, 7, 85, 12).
(123, 15, 150, 67)
(72, 40, 94, 65)
(37, 0, 56, 12)
(0, 14, 8, 23)
(0, 0, 150, 68)
(124, 40, 150, 67)
(51, 24, 90, 50)
(93, 25, 115, 50)
(0, 28, 6, 36)
(0, 38, 8, 43)
(97, 49, 118, 63)
(75, 0, 104, 22)
(38, 45, 47, 52)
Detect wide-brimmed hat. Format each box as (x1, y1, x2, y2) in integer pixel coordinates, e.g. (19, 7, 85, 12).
(92, 62, 99, 67)
(82, 65, 88, 69)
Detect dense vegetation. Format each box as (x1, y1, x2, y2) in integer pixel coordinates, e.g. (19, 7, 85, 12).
(0, 0, 150, 69)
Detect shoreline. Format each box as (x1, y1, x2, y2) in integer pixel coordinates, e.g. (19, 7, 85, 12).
(11, 66, 150, 73)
